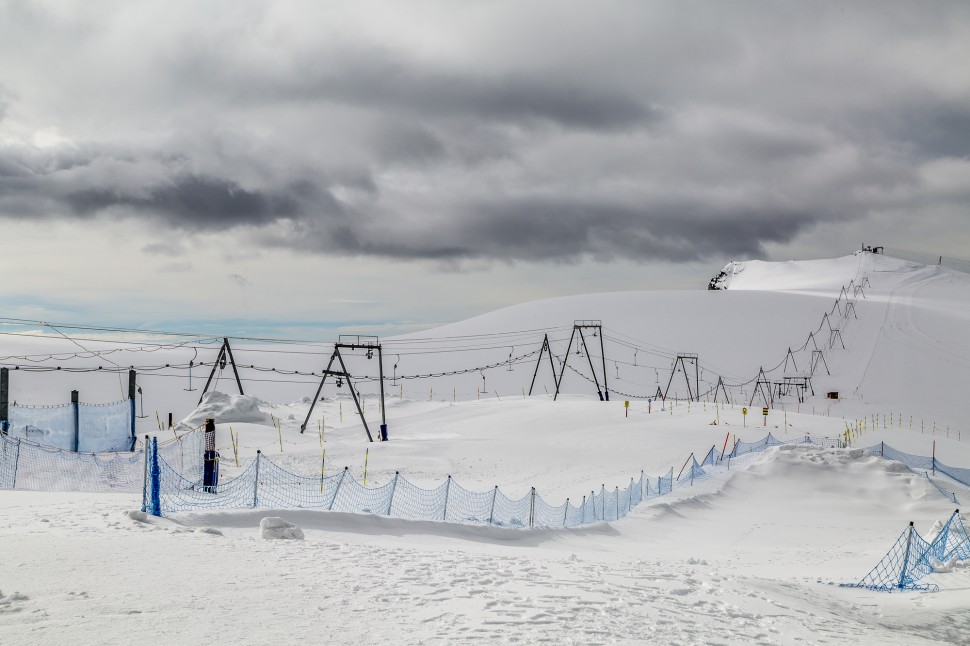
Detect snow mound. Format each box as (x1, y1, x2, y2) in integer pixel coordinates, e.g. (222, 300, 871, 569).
(929, 555, 958, 573)
(175, 391, 273, 431)
(195, 527, 223, 537)
(259, 517, 304, 540)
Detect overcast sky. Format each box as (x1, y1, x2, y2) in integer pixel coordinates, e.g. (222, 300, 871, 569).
(1, 1, 969, 338)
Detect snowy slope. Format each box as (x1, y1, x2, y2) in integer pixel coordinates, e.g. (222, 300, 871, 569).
(3, 251, 970, 644)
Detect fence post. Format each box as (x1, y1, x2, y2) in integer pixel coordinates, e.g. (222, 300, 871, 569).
(329, 466, 347, 511)
(7, 436, 21, 490)
(641, 470, 645, 499)
(932, 441, 936, 475)
(898, 522, 914, 589)
(488, 486, 498, 525)
(529, 487, 536, 527)
(615, 486, 619, 519)
(581, 495, 587, 524)
(128, 370, 137, 449)
(881, 441, 884, 457)
(386, 472, 399, 516)
(148, 438, 161, 516)
(442, 475, 452, 521)
(0, 367, 8, 435)
(141, 435, 150, 512)
(71, 390, 80, 452)
(600, 484, 605, 520)
(630, 478, 634, 509)
(252, 451, 261, 508)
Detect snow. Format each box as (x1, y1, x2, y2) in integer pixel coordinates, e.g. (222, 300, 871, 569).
(175, 391, 273, 431)
(258, 516, 304, 540)
(2, 252, 970, 643)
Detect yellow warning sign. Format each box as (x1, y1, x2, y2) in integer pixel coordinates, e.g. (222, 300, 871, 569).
(624, 400, 630, 408)
(742, 407, 748, 415)
(762, 407, 769, 416)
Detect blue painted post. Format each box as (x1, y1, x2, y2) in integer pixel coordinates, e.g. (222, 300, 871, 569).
(141, 435, 149, 512)
(71, 390, 79, 452)
(148, 438, 161, 516)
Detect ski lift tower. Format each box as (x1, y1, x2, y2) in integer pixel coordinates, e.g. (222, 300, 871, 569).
(663, 353, 700, 402)
(554, 320, 610, 401)
(300, 335, 387, 442)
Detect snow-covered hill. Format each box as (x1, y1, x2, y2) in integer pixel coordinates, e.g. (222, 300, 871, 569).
(3, 251, 970, 644)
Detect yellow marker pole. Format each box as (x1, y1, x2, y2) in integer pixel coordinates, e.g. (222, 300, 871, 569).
(363, 447, 369, 486)
(277, 419, 283, 453)
(494, 391, 501, 401)
(155, 411, 162, 432)
(320, 448, 326, 492)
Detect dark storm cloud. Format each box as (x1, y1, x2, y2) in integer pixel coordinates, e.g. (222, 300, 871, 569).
(65, 174, 305, 229)
(0, 1, 968, 263)
(273, 196, 820, 263)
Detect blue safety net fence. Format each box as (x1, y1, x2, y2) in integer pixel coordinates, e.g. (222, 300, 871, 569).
(861, 443, 968, 503)
(142, 432, 841, 527)
(0, 429, 204, 493)
(3, 399, 134, 452)
(842, 510, 970, 592)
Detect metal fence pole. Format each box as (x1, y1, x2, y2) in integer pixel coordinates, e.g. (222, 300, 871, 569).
(529, 487, 536, 527)
(252, 451, 261, 508)
(141, 435, 150, 512)
(488, 486, 498, 525)
(71, 390, 79, 452)
(442, 475, 452, 521)
(329, 466, 347, 511)
(386, 472, 399, 515)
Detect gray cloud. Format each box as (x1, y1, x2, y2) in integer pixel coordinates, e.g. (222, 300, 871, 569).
(0, 1, 968, 265)
(229, 274, 252, 289)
